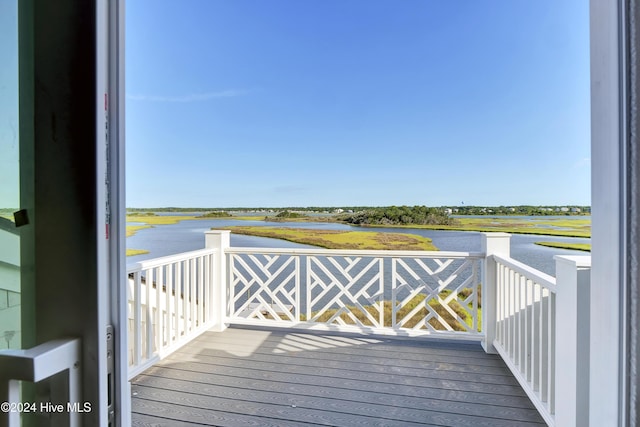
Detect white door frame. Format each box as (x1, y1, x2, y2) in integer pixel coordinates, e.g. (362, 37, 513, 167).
(0, 1, 128, 425)
(96, 0, 640, 425)
(99, 0, 130, 425)
(590, 0, 640, 425)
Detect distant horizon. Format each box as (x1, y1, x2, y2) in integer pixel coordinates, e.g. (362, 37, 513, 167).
(126, 203, 592, 210)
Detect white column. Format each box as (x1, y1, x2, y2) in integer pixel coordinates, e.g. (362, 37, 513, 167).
(205, 230, 230, 332)
(590, 0, 624, 424)
(554, 255, 591, 427)
(481, 233, 511, 354)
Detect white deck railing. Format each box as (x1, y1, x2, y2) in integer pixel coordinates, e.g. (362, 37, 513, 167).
(227, 248, 483, 338)
(482, 241, 591, 427)
(126, 248, 218, 379)
(492, 254, 557, 425)
(125, 231, 591, 427)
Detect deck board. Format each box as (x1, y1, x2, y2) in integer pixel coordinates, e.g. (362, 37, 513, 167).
(132, 326, 546, 426)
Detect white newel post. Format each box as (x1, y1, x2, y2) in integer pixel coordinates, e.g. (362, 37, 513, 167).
(205, 230, 230, 332)
(481, 233, 511, 354)
(554, 255, 591, 427)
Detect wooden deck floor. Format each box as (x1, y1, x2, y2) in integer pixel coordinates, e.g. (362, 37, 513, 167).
(131, 326, 546, 426)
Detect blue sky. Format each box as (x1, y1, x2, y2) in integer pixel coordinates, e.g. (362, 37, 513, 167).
(0, 0, 18, 209)
(126, 0, 591, 208)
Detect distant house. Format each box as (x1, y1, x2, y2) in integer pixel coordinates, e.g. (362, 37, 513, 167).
(571, 208, 582, 213)
(444, 208, 453, 215)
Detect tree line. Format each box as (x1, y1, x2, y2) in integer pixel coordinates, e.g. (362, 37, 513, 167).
(339, 206, 456, 226)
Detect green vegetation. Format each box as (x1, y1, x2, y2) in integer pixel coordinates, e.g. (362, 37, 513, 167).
(270, 210, 308, 221)
(0, 209, 16, 221)
(127, 207, 213, 213)
(222, 226, 439, 251)
(126, 214, 198, 225)
(354, 216, 591, 238)
(127, 212, 157, 216)
(201, 211, 232, 218)
(125, 214, 198, 238)
(340, 205, 456, 226)
(126, 205, 590, 216)
(126, 225, 152, 237)
(126, 249, 149, 256)
(450, 205, 590, 216)
(301, 289, 481, 331)
(535, 241, 591, 252)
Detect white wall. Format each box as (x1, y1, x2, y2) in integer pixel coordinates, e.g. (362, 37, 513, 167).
(0, 227, 20, 349)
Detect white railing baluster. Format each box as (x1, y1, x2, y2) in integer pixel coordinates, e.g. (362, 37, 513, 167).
(525, 278, 532, 383)
(496, 264, 502, 342)
(515, 271, 520, 363)
(546, 292, 556, 414)
(126, 247, 218, 380)
(166, 264, 173, 346)
(197, 255, 203, 326)
(507, 268, 512, 358)
(206, 254, 211, 322)
(182, 260, 188, 335)
(490, 250, 591, 427)
(391, 258, 398, 328)
(146, 267, 154, 357)
(174, 261, 180, 341)
(156, 266, 163, 352)
(519, 273, 525, 371)
(189, 257, 196, 331)
(541, 287, 549, 403)
(134, 271, 142, 367)
(533, 282, 540, 392)
(490, 251, 558, 427)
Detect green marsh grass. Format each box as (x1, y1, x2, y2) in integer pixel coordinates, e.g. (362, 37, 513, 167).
(126, 249, 150, 257)
(534, 241, 591, 252)
(222, 226, 438, 251)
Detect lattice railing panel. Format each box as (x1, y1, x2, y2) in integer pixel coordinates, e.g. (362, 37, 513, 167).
(392, 257, 481, 334)
(306, 256, 384, 328)
(229, 253, 300, 321)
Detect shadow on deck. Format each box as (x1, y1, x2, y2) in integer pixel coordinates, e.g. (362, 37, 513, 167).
(131, 326, 545, 426)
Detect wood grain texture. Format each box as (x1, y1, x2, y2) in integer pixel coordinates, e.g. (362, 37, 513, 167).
(132, 326, 546, 426)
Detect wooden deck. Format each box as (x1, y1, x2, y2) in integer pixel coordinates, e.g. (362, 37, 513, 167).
(131, 326, 546, 426)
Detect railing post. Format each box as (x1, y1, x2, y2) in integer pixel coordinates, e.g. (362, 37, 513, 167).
(554, 255, 591, 427)
(481, 232, 511, 354)
(205, 230, 230, 332)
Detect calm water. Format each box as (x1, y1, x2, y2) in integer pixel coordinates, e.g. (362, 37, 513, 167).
(127, 217, 590, 276)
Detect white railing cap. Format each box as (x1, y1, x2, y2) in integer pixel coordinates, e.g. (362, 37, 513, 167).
(226, 246, 484, 258)
(480, 232, 512, 237)
(205, 229, 231, 235)
(126, 247, 217, 272)
(493, 253, 556, 290)
(554, 255, 591, 269)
